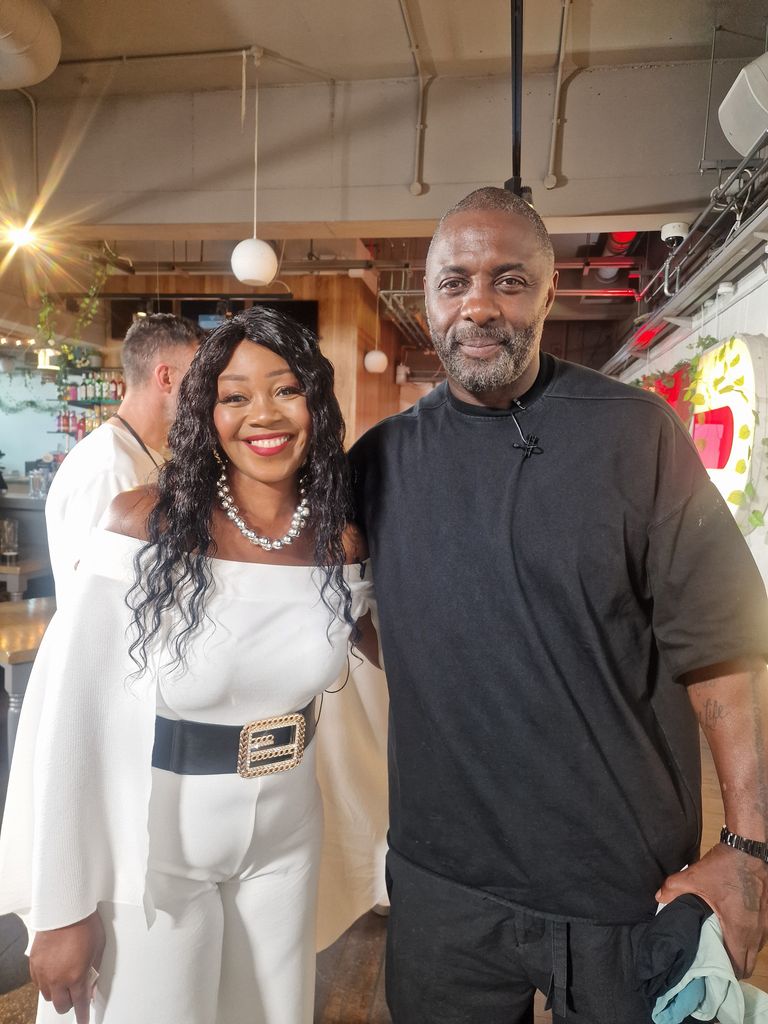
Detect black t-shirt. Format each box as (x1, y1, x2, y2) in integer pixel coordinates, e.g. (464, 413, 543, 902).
(349, 354, 768, 924)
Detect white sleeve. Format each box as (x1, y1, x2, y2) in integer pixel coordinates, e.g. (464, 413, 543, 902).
(0, 533, 157, 931)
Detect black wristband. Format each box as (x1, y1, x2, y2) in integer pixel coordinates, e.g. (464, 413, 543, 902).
(720, 825, 768, 865)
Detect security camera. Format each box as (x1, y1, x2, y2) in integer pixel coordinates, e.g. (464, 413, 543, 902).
(660, 222, 690, 248)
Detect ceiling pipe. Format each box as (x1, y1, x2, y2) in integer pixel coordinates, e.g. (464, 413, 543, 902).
(58, 45, 335, 85)
(397, 0, 434, 196)
(15, 87, 38, 197)
(0, 0, 61, 89)
(504, 0, 530, 201)
(543, 0, 572, 191)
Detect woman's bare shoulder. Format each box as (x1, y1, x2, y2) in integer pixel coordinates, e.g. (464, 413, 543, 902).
(101, 485, 158, 540)
(342, 522, 369, 564)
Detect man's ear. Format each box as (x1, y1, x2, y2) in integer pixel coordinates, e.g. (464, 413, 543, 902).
(545, 270, 559, 315)
(153, 362, 173, 395)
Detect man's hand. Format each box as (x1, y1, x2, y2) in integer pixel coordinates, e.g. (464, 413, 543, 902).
(30, 910, 105, 1023)
(656, 844, 768, 978)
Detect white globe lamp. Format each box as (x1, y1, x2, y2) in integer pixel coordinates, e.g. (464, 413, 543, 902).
(364, 349, 389, 374)
(231, 238, 278, 286)
(232, 65, 279, 288)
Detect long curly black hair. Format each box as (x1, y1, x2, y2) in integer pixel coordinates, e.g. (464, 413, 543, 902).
(127, 305, 355, 674)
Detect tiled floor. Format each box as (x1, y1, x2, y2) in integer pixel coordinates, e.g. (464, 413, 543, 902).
(2, 728, 768, 1022)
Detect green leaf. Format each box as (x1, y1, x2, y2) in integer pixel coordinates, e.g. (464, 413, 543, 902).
(693, 393, 707, 405)
(739, 425, 752, 440)
(745, 482, 757, 500)
(728, 490, 746, 506)
(718, 385, 734, 394)
(735, 459, 747, 474)
(718, 348, 726, 362)
(713, 375, 726, 389)
(730, 355, 741, 367)
(748, 510, 765, 528)
(733, 376, 745, 386)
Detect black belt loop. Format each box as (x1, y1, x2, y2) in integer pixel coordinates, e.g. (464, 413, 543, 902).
(544, 919, 569, 1019)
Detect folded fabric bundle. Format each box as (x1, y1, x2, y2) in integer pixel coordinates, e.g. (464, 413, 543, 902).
(652, 915, 768, 1024)
(635, 894, 714, 1002)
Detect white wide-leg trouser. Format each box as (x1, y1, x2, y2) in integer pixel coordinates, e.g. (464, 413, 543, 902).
(36, 745, 322, 1024)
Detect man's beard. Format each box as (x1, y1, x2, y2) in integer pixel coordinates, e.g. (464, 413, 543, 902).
(428, 314, 543, 395)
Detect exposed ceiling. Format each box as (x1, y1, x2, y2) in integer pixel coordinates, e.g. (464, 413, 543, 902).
(35, 0, 768, 96)
(4, 0, 768, 361)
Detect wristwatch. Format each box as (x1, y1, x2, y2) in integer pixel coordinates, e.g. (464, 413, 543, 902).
(720, 825, 768, 865)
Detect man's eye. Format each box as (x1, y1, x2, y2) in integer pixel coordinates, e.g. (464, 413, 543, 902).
(438, 279, 465, 291)
(497, 276, 525, 288)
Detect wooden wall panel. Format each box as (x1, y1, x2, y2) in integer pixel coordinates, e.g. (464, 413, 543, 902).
(354, 313, 402, 443)
(61, 271, 404, 444)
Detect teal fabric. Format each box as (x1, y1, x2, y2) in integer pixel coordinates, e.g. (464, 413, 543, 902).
(653, 978, 706, 1024)
(653, 916, 768, 1023)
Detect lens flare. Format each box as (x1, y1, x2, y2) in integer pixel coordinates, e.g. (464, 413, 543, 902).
(6, 224, 35, 248)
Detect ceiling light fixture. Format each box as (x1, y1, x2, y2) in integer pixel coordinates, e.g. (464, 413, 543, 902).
(6, 223, 35, 248)
(364, 294, 389, 374)
(231, 52, 278, 287)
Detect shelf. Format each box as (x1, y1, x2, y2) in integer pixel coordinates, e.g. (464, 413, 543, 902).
(64, 400, 121, 408)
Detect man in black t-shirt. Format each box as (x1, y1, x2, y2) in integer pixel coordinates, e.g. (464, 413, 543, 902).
(349, 187, 768, 1024)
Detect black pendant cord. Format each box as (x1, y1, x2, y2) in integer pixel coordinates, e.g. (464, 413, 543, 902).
(113, 414, 161, 469)
(510, 405, 543, 459)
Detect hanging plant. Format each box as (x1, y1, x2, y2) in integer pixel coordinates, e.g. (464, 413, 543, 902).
(0, 392, 53, 415)
(36, 291, 57, 345)
(73, 261, 108, 343)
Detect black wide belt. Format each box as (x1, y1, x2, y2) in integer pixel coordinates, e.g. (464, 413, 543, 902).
(152, 699, 316, 779)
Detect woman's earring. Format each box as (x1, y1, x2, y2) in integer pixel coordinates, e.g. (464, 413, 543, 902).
(212, 446, 226, 469)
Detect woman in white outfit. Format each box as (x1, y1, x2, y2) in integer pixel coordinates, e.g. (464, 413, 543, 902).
(1, 307, 376, 1024)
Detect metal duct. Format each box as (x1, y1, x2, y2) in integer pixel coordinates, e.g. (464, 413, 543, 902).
(596, 232, 637, 282)
(0, 0, 61, 89)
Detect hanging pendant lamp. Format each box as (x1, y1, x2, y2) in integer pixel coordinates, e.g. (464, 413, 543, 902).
(364, 293, 389, 374)
(231, 74, 278, 286)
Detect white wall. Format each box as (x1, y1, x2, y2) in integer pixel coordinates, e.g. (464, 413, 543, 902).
(0, 372, 60, 476)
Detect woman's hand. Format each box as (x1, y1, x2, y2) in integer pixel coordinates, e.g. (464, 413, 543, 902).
(30, 910, 105, 1023)
(355, 610, 381, 668)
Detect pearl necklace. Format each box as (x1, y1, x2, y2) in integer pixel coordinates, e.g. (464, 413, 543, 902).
(216, 469, 310, 552)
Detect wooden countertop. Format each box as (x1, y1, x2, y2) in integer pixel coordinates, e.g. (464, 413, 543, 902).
(0, 552, 49, 577)
(0, 596, 55, 665)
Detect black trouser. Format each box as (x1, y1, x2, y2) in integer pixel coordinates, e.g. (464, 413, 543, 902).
(385, 848, 653, 1024)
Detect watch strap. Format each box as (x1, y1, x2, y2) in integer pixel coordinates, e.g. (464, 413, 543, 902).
(720, 825, 768, 864)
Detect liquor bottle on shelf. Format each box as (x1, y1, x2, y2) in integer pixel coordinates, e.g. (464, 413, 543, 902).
(68, 380, 78, 402)
(77, 375, 87, 401)
(75, 414, 86, 442)
(62, 408, 71, 433)
(109, 374, 118, 400)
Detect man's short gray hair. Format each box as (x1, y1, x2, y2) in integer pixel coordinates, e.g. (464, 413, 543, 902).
(121, 314, 206, 387)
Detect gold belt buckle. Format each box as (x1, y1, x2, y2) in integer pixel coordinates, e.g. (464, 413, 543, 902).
(237, 713, 306, 779)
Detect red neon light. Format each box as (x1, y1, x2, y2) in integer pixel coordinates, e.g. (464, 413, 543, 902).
(634, 325, 664, 349)
(691, 407, 734, 470)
